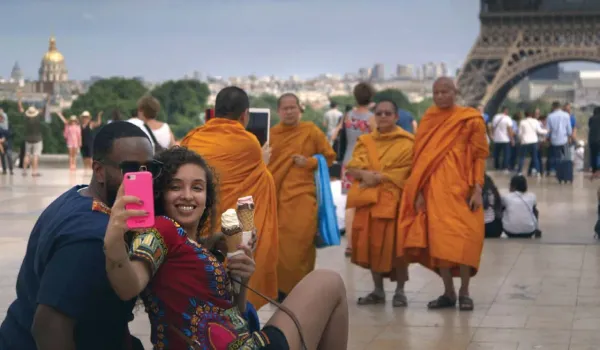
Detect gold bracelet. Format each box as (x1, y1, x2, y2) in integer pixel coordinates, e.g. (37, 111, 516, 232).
(103, 243, 129, 269)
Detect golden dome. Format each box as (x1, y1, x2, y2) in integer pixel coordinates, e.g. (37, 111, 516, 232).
(43, 36, 64, 63)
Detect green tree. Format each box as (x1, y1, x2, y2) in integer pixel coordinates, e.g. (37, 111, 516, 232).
(151, 80, 210, 138)
(69, 77, 149, 119)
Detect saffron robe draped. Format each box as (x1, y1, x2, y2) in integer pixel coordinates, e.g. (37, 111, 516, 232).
(268, 122, 336, 294)
(181, 118, 278, 308)
(397, 106, 489, 276)
(347, 126, 414, 279)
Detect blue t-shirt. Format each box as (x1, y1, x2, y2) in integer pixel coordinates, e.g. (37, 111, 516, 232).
(0, 186, 136, 350)
(483, 113, 489, 124)
(570, 114, 577, 129)
(396, 109, 415, 134)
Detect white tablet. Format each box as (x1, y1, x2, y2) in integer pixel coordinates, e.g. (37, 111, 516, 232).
(247, 108, 271, 146)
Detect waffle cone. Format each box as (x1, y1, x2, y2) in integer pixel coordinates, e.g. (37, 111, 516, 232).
(225, 233, 243, 253)
(237, 208, 255, 232)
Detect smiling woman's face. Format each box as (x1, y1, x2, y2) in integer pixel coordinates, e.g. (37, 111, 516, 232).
(163, 163, 207, 233)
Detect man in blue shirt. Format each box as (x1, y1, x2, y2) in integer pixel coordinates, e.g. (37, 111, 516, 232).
(546, 101, 573, 175)
(0, 122, 154, 350)
(564, 102, 577, 140)
(396, 108, 417, 134)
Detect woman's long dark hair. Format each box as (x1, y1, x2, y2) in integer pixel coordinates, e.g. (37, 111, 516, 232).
(153, 146, 219, 240)
(483, 173, 502, 214)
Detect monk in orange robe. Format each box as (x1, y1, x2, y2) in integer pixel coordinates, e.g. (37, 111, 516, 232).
(268, 93, 336, 299)
(398, 77, 489, 311)
(181, 86, 278, 309)
(345, 99, 414, 307)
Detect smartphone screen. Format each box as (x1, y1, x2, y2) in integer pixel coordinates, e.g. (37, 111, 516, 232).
(123, 171, 155, 229)
(246, 108, 271, 146)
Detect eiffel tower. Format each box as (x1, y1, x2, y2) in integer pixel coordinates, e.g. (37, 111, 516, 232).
(456, 0, 600, 113)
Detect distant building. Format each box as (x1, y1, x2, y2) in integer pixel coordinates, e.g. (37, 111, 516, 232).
(371, 63, 385, 81)
(396, 64, 414, 80)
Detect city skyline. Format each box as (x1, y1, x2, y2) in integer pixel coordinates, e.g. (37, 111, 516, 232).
(1, 0, 597, 81)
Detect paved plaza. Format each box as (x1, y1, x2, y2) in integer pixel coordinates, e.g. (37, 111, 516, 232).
(1, 169, 600, 349)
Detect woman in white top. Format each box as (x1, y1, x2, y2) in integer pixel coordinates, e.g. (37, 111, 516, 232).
(517, 110, 548, 176)
(132, 95, 176, 150)
(502, 175, 541, 238)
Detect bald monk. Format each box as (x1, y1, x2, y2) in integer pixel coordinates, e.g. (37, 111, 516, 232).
(181, 86, 278, 309)
(398, 77, 489, 311)
(346, 99, 414, 307)
(268, 93, 336, 300)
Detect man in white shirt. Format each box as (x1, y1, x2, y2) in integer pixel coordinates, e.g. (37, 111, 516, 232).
(491, 106, 514, 171)
(517, 111, 548, 176)
(323, 102, 343, 142)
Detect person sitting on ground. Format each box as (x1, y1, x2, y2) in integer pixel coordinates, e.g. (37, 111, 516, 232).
(103, 147, 349, 350)
(483, 174, 503, 238)
(501, 174, 541, 238)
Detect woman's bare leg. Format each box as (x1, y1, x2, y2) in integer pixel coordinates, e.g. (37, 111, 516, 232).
(266, 270, 348, 350)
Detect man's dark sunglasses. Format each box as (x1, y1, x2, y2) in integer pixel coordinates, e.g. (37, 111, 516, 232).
(102, 159, 163, 178)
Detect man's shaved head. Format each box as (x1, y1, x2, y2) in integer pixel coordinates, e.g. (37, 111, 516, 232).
(432, 77, 457, 109)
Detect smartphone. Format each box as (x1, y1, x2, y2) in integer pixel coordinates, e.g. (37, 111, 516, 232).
(205, 108, 214, 123)
(246, 108, 271, 146)
(123, 171, 155, 229)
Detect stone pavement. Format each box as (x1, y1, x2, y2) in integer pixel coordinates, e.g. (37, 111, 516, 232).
(1, 169, 600, 349)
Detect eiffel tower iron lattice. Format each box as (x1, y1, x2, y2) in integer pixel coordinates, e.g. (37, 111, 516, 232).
(456, 2, 600, 114)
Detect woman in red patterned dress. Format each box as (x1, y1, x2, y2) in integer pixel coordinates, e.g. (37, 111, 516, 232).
(102, 147, 349, 350)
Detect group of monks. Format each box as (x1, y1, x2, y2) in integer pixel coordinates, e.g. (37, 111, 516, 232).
(181, 77, 489, 312)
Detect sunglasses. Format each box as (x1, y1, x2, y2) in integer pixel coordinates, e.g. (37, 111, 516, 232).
(102, 159, 164, 179)
(375, 111, 395, 117)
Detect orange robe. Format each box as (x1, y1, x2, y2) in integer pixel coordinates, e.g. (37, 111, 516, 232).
(181, 118, 278, 308)
(347, 127, 414, 278)
(398, 106, 489, 276)
(268, 122, 336, 294)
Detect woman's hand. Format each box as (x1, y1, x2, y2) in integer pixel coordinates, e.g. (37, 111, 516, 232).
(105, 184, 148, 249)
(227, 245, 255, 283)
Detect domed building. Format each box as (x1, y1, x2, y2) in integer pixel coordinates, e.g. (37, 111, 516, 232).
(38, 36, 68, 82)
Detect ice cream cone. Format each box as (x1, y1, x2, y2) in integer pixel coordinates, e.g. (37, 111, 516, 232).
(236, 196, 255, 232)
(225, 232, 243, 253)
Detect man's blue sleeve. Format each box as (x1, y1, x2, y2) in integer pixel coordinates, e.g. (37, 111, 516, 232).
(37, 239, 118, 322)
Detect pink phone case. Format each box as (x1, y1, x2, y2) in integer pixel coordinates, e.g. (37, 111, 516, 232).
(123, 171, 155, 229)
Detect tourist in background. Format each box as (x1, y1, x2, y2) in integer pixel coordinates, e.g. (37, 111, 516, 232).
(128, 96, 175, 152)
(546, 101, 573, 176)
(502, 175, 541, 238)
(56, 112, 82, 171)
(483, 174, 503, 238)
(564, 102, 577, 141)
(491, 106, 514, 172)
(340, 82, 376, 257)
(0, 112, 13, 175)
(17, 93, 50, 177)
(396, 108, 417, 134)
(79, 110, 103, 171)
(324, 101, 343, 142)
(588, 107, 600, 173)
(517, 110, 547, 176)
(509, 112, 521, 171)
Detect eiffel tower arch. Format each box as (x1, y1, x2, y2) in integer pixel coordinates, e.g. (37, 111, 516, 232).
(456, 0, 600, 114)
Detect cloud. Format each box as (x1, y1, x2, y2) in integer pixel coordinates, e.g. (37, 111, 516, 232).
(82, 12, 94, 21)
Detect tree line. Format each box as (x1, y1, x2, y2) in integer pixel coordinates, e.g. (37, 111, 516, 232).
(0, 77, 560, 154)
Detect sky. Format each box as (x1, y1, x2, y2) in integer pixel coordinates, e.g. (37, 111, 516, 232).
(0, 0, 595, 81)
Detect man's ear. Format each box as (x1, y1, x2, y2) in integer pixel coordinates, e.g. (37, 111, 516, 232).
(92, 160, 105, 184)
